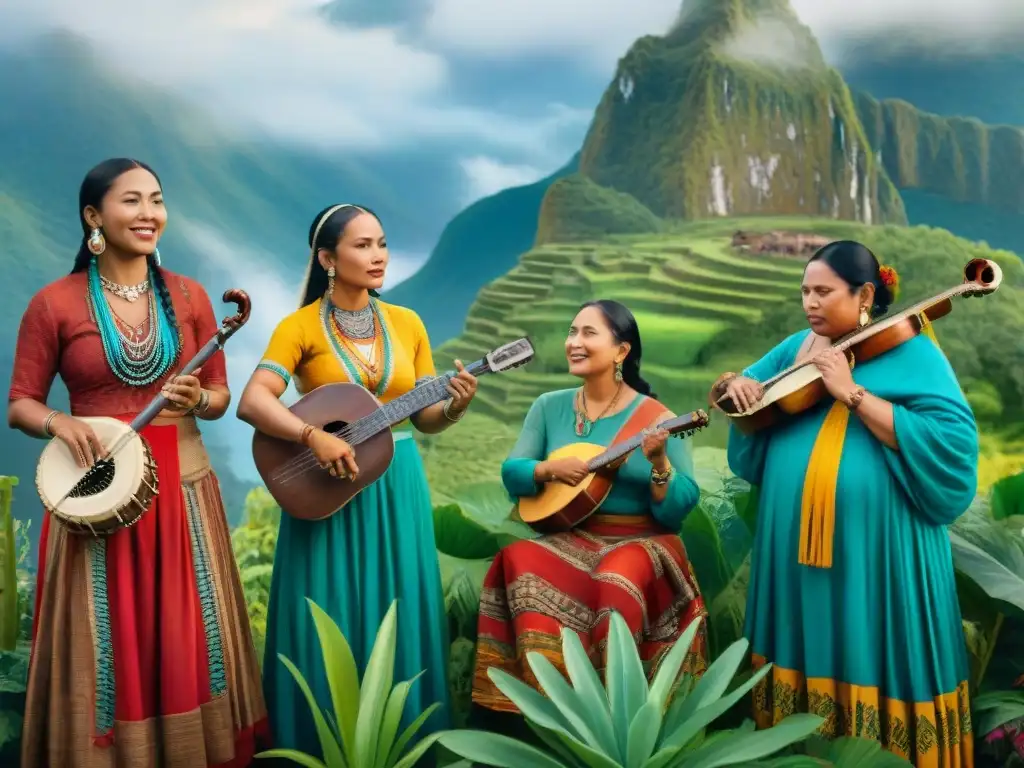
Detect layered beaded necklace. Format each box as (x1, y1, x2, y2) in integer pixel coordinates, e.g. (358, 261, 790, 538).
(87, 259, 179, 386)
(320, 296, 394, 396)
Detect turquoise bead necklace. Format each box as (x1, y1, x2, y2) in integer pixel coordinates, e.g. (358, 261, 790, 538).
(87, 257, 180, 386)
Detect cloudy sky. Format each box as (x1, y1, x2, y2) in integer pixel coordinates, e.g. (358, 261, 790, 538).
(4, 0, 1021, 208)
(3, 0, 1018, 478)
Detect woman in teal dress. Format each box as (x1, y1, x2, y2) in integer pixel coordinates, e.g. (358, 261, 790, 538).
(711, 241, 977, 767)
(237, 204, 478, 755)
(472, 299, 708, 716)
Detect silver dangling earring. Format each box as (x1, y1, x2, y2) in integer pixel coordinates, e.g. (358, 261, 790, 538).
(326, 266, 336, 299)
(87, 227, 106, 256)
(152, 247, 161, 266)
(859, 306, 870, 327)
(614, 361, 623, 383)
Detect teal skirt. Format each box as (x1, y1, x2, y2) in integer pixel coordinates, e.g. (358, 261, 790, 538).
(263, 433, 451, 754)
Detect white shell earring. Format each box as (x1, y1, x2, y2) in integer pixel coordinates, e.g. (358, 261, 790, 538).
(87, 227, 106, 256)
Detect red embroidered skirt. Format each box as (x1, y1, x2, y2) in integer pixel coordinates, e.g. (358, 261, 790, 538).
(23, 421, 269, 767)
(472, 513, 709, 712)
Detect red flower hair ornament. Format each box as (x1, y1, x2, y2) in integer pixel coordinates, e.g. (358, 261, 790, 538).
(878, 264, 900, 302)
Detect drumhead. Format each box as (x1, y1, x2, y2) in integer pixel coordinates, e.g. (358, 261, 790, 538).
(36, 417, 148, 521)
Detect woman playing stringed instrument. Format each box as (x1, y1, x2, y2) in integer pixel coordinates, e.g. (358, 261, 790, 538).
(471, 300, 708, 722)
(236, 204, 478, 755)
(7, 159, 268, 767)
(710, 241, 978, 766)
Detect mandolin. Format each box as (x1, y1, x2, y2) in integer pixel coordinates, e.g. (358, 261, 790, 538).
(252, 338, 535, 521)
(716, 258, 1003, 434)
(517, 408, 709, 534)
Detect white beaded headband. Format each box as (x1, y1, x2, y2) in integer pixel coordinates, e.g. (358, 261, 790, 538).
(297, 203, 362, 306)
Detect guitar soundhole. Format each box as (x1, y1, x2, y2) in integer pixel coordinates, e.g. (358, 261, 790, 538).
(322, 420, 349, 438)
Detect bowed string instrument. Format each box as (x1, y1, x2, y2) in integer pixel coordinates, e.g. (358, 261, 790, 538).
(716, 258, 1003, 433)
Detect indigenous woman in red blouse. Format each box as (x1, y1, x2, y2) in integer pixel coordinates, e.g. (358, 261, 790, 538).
(7, 158, 269, 767)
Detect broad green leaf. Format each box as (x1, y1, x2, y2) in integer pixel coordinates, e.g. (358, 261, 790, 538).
(648, 617, 704, 711)
(658, 661, 774, 752)
(437, 729, 571, 768)
(385, 703, 441, 767)
(664, 638, 750, 730)
(973, 689, 1024, 736)
(991, 471, 1024, 521)
(391, 732, 442, 768)
(275, 654, 346, 767)
(606, 612, 649, 752)
(255, 748, 328, 768)
(949, 530, 1024, 613)
(375, 672, 422, 768)
(489, 670, 619, 767)
(626, 700, 663, 768)
(433, 503, 503, 559)
(488, 672, 617, 766)
(354, 602, 399, 767)
(307, 599, 361, 763)
(527, 651, 610, 751)
(561, 628, 620, 760)
(681, 714, 825, 768)
(527, 722, 592, 768)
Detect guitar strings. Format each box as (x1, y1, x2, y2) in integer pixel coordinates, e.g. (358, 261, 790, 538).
(267, 346, 529, 485)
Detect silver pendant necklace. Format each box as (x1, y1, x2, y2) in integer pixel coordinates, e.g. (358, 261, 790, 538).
(332, 303, 375, 340)
(100, 274, 151, 303)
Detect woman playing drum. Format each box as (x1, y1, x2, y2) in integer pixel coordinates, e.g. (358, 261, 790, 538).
(7, 158, 268, 767)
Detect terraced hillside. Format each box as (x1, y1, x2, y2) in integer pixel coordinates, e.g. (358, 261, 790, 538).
(435, 228, 806, 430)
(419, 215, 1024, 507)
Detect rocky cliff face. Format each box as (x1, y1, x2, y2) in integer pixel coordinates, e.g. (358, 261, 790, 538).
(577, 0, 906, 225)
(855, 92, 1024, 213)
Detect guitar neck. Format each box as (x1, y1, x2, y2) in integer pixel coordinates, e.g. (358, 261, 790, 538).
(586, 434, 644, 472)
(584, 414, 701, 472)
(759, 281, 979, 389)
(345, 361, 490, 445)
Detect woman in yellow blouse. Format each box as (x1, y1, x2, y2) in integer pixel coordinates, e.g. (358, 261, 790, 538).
(237, 203, 478, 755)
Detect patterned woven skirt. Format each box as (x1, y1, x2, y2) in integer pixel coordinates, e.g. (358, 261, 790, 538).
(472, 513, 708, 712)
(21, 418, 269, 767)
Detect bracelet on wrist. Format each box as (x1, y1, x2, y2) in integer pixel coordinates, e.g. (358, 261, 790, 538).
(299, 423, 316, 446)
(651, 467, 673, 485)
(846, 386, 866, 411)
(42, 410, 60, 437)
(189, 389, 211, 416)
(443, 399, 465, 423)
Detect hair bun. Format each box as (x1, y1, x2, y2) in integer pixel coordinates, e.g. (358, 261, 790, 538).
(878, 264, 900, 302)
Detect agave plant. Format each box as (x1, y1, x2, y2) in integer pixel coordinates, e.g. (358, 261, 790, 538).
(256, 599, 441, 768)
(437, 612, 825, 767)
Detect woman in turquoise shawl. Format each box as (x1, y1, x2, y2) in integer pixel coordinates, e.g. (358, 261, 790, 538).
(711, 241, 978, 767)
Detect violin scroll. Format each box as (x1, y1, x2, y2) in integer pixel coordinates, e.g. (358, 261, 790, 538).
(963, 259, 1002, 298)
(221, 289, 252, 331)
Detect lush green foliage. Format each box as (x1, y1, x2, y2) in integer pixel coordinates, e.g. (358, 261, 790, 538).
(439, 611, 830, 768)
(257, 599, 443, 768)
(535, 175, 664, 245)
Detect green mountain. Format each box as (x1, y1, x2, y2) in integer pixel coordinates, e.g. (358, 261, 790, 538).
(393, 0, 1024, 345)
(580, 0, 903, 224)
(382, 155, 578, 344)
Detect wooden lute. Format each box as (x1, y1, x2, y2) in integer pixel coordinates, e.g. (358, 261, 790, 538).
(517, 408, 709, 533)
(252, 337, 535, 521)
(716, 258, 1003, 434)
